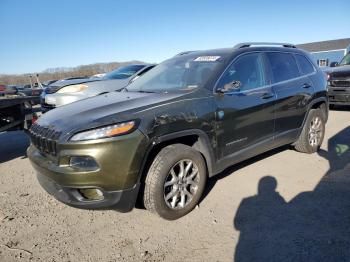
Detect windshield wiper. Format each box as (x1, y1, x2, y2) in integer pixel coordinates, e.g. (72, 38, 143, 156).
(118, 87, 129, 92)
(137, 90, 156, 93)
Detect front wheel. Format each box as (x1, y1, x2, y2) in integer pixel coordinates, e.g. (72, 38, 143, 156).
(143, 144, 207, 220)
(294, 109, 325, 154)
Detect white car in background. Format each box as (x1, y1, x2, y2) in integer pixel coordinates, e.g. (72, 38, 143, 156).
(41, 64, 155, 112)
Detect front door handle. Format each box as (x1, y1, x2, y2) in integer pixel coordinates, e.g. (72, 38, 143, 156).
(260, 93, 274, 100)
(301, 83, 312, 89)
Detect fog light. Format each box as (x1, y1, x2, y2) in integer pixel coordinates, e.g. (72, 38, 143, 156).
(69, 156, 99, 171)
(79, 188, 104, 201)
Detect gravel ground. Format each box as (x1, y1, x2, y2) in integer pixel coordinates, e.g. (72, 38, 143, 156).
(0, 108, 349, 262)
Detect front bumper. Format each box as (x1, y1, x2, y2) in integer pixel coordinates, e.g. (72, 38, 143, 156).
(328, 86, 350, 105)
(28, 130, 148, 211)
(36, 173, 139, 212)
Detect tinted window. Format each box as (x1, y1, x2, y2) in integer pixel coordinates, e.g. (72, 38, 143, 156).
(266, 52, 300, 83)
(218, 53, 265, 91)
(295, 54, 315, 75)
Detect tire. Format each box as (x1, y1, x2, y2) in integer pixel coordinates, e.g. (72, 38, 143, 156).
(294, 109, 325, 154)
(143, 144, 207, 220)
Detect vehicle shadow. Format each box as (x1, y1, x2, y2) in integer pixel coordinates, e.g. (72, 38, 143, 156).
(201, 145, 290, 203)
(0, 131, 29, 164)
(233, 126, 350, 262)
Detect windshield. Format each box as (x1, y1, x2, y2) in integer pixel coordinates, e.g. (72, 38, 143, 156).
(339, 53, 350, 66)
(126, 55, 223, 92)
(104, 65, 146, 80)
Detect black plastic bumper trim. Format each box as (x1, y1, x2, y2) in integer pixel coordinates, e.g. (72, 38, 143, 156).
(37, 174, 139, 213)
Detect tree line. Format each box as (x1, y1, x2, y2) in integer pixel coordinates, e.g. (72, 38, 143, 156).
(0, 61, 145, 86)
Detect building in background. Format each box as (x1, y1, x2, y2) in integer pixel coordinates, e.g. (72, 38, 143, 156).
(296, 38, 350, 67)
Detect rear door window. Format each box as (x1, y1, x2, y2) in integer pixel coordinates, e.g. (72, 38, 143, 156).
(266, 52, 300, 83)
(295, 54, 315, 75)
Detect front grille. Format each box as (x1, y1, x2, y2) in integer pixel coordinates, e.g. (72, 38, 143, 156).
(330, 80, 350, 87)
(29, 124, 61, 156)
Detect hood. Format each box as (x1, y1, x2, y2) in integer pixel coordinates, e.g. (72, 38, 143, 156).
(83, 78, 131, 95)
(37, 91, 187, 136)
(326, 65, 350, 78)
(45, 77, 133, 94)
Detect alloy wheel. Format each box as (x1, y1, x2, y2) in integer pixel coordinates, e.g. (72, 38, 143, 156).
(308, 116, 323, 147)
(163, 159, 199, 209)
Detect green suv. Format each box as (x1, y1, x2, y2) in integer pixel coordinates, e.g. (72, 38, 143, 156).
(28, 43, 328, 220)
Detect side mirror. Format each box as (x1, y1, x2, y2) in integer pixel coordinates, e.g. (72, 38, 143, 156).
(330, 62, 338, 67)
(218, 80, 241, 93)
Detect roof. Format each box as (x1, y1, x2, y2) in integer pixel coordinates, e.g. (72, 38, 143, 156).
(296, 38, 350, 52)
(177, 45, 304, 58)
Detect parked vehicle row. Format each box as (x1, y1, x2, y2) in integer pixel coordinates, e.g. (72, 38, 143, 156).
(0, 83, 43, 98)
(16, 84, 44, 97)
(0, 84, 18, 96)
(28, 42, 328, 220)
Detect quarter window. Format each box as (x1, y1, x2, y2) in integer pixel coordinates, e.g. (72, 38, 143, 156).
(218, 53, 265, 91)
(295, 54, 315, 75)
(266, 52, 300, 83)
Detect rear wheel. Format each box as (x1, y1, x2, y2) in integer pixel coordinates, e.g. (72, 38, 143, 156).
(294, 109, 325, 154)
(143, 144, 207, 220)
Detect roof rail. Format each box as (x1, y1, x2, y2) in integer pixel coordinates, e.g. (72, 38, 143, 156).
(234, 42, 296, 49)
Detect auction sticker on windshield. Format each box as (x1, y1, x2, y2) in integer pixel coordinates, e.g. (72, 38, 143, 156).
(194, 56, 221, 62)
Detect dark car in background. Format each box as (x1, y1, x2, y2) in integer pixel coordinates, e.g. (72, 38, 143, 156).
(41, 64, 155, 112)
(17, 84, 44, 97)
(325, 52, 350, 107)
(42, 80, 59, 88)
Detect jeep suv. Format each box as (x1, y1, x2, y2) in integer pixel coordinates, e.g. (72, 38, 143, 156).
(28, 43, 328, 220)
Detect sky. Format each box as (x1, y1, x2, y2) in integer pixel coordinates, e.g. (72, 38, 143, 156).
(0, 0, 349, 74)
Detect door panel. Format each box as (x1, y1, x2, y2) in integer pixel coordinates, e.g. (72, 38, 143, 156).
(265, 52, 314, 136)
(272, 77, 313, 135)
(215, 52, 275, 159)
(215, 87, 275, 158)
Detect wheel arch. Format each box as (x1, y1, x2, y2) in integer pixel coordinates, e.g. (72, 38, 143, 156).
(312, 97, 328, 118)
(303, 97, 329, 126)
(137, 130, 215, 186)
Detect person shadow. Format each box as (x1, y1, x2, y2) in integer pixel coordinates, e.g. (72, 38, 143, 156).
(234, 126, 350, 262)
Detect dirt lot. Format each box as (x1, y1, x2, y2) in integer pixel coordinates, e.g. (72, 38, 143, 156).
(0, 108, 349, 262)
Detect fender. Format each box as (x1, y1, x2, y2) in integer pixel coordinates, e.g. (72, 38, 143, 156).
(303, 96, 329, 126)
(294, 96, 328, 141)
(137, 129, 216, 183)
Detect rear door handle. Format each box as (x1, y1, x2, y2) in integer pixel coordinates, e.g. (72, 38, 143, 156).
(301, 83, 312, 88)
(260, 93, 274, 100)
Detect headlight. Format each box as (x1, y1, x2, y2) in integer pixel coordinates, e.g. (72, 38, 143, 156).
(70, 121, 136, 141)
(57, 84, 88, 93)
